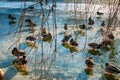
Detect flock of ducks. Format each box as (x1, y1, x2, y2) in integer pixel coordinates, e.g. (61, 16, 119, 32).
(62, 22, 120, 78)
(61, 12, 120, 79)
(85, 57, 120, 75)
(12, 47, 28, 66)
(0, 5, 119, 79)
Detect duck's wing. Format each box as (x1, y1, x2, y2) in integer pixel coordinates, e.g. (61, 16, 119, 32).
(19, 52, 26, 56)
(108, 65, 120, 73)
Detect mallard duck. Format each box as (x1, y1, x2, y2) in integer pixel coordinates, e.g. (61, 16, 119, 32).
(108, 33, 114, 40)
(62, 35, 71, 42)
(88, 17, 94, 25)
(105, 63, 120, 74)
(89, 16, 92, 21)
(42, 27, 47, 35)
(21, 56, 28, 65)
(88, 43, 101, 49)
(26, 36, 36, 41)
(97, 11, 103, 15)
(25, 19, 36, 26)
(102, 40, 112, 47)
(9, 21, 16, 25)
(12, 48, 26, 57)
(16, 56, 28, 65)
(70, 38, 78, 46)
(79, 24, 85, 29)
(85, 57, 94, 68)
(28, 6, 34, 10)
(42, 33, 52, 39)
(64, 23, 68, 30)
(88, 20, 94, 25)
(0, 69, 3, 80)
(25, 19, 32, 23)
(8, 14, 16, 20)
(96, 44, 102, 49)
(29, 22, 36, 27)
(101, 21, 105, 27)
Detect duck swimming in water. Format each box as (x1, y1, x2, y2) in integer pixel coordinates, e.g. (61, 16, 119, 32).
(105, 63, 120, 74)
(85, 57, 94, 68)
(70, 38, 78, 47)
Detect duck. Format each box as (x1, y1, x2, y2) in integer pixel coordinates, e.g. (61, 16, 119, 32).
(97, 11, 104, 15)
(25, 19, 36, 27)
(42, 33, 52, 39)
(16, 56, 28, 65)
(101, 21, 105, 27)
(42, 27, 47, 35)
(88, 43, 99, 49)
(108, 33, 114, 40)
(28, 6, 34, 10)
(70, 38, 78, 47)
(88, 17, 94, 25)
(62, 35, 72, 42)
(26, 36, 36, 41)
(85, 57, 94, 68)
(96, 44, 102, 49)
(105, 63, 120, 74)
(30, 22, 36, 27)
(101, 40, 112, 47)
(8, 14, 16, 20)
(79, 24, 85, 29)
(12, 48, 26, 57)
(64, 23, 68, 30)
(21, 56, 28, 65)
(0, 69, 3, 80)
(9, 21, 16, 25)
(25, 19, 32, 23)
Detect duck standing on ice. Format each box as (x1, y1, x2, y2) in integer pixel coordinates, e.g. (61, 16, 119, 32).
(105, 63, 120, 74)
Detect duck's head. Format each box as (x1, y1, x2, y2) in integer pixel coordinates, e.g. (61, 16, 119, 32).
(65, 23, 67, 26)
(13, 47, 18, 51)
(106, 63, 109, 66)
(23, 56, 26, 59)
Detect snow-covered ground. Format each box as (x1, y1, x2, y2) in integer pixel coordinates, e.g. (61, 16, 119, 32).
(0, 1, 120, 80)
